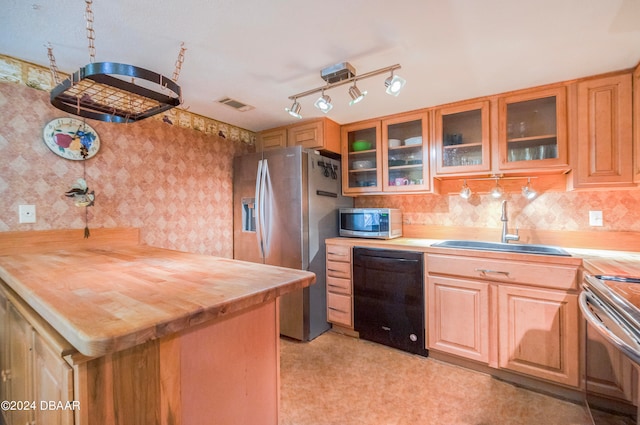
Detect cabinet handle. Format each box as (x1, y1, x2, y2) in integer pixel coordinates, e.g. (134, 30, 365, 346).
(327, 268, 344, 273)
(329, 252, 347, 256)
(327, 284, 344, 288)
(475, 268, 510, 277)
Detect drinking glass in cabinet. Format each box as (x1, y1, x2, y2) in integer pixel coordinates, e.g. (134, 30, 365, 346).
(506, 96, 558, 162)
(441, 108, 484, 168)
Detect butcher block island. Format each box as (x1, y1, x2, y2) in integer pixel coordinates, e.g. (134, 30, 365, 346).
(0, 228, 315, 425)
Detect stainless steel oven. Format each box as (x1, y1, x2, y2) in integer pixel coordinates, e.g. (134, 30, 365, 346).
(580, 274, 640, 424)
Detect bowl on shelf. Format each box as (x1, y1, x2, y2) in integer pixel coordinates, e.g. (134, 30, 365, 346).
(404, 136, 422, 146)
(352, 140, 372, 151)
(389, 159, 406, 167)
(388, 138, 402, 148)
(352, 160, 374, 169)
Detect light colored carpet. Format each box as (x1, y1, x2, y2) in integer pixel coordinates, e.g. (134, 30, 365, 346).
(280, 331, 611, 425)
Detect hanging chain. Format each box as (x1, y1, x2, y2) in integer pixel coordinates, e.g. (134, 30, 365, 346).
(172, 42, 187, 82)
(45, 43, 61, 85)
(85, 0, 96, 63)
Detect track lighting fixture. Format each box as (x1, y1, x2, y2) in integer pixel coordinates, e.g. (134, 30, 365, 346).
(314, 91, 333, 113)
(348, 83, 367, 106)
(385, 73, 406, 96)
(490, 179, 504, 199)
(521, 178, 537, 200)
(285, 62, 405, 118)
(459, 180, 472, 199)
(285, 99, 302, 119)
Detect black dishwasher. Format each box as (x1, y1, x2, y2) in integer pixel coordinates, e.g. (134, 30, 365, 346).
(353, 247, 426, 356)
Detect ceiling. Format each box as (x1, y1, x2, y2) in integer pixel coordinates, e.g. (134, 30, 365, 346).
(2, 0, 640, 133)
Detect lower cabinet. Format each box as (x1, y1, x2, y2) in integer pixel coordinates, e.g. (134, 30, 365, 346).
(426, 253, 580, 388)
(427, 276, 490, 364)
(325, 242, 353, 329)
(0, 284, 74, 425)
(498, 285, 579, 387)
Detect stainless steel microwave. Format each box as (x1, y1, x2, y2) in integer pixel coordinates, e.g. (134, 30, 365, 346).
(339, 208, 402, 239)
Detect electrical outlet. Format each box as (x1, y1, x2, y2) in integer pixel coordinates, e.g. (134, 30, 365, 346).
(589, 210, 603, 227)
(19, 205, 36, 223)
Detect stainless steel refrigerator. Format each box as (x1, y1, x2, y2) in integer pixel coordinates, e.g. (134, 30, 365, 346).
(233, 146, 353, 341)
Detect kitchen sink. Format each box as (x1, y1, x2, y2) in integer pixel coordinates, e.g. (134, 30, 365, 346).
(431, 240, 571, 257)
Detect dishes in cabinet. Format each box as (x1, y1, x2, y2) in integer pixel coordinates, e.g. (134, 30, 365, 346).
(388, 138, 402, 148)
(403, 136, 422, 146)
(352, 160, 374, 169)
(352, 140, 373, 151)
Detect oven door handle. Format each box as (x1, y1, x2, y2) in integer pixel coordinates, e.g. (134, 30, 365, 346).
(579, 290, 640, 365)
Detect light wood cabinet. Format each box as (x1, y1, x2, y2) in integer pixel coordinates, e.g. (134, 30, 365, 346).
(426, 252, 579, 388)
(0, 284, 75, 425)
(342, 113, 430, 195)
(498, 285, 579, 387)
(427, 275, 490, 363)
(571, 72, 633, 189)
(325, 242, 353, 328)
(434, 100, 491, 176)
(257, 126, 287, 151)
(257, 118, 340, 154)
(498, 86, 569, 171)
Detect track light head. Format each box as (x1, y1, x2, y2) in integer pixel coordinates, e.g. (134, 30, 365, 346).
(348, 83, 367, 106)
(285, 100, 302, 119)
(490, 180, 504, 199)
(314, 92, 333, 113)
(385, 74, 406, 96)
(459, 180, 472, 199)
(522, 178, 537, 200)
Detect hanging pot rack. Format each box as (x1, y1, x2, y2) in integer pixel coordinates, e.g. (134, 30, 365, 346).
(47, 0, 185, 123)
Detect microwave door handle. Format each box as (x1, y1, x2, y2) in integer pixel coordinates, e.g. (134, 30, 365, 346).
(254, 159, 265, 260)
(580, 291, 640, 365)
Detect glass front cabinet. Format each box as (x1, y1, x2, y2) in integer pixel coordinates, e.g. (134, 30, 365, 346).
(382, 113, 429, 192)
(342, 120, 382, 194)
(498, 87, 568, 171)
(434, 100, 490, 175)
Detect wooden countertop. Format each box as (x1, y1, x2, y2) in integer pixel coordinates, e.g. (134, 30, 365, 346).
(0, 243, 315, 358)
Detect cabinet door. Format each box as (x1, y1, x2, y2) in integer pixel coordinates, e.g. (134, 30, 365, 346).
(257, 127, 287, 151)
(434, 100, 491, 175)
(427, 276, 489, 363)
(7, 304, 34, 425)
(498, 286, 579, 387)
(287, 118, 340, 154)
(382, 112, 430, 192)
(573, 73, 633, 188)
(341, 120, 382, 194)
(498, 86, 569, 170)
(33, 332, 74, 425)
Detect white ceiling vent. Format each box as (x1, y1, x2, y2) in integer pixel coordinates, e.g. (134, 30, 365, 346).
(217, 97, 254, 112)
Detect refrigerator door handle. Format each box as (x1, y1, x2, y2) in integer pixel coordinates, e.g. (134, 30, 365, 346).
(255, 159, 265, 259)
(261, 159, 273, 258)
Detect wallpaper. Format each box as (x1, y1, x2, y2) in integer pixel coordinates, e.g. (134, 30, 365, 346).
(0, 82, 251, 258)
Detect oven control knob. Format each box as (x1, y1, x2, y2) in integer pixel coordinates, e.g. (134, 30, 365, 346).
(410, 334, 417, 342)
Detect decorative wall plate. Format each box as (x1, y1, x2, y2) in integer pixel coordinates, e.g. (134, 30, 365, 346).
(43, 117, 100, 160)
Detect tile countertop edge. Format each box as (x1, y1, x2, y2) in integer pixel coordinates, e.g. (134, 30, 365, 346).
(0, 247, 315, 358)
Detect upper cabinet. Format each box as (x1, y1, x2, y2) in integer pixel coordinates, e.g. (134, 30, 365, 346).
(257, 118, 340, 154)
(570, 72, 633, 189)
(382, 112, 430, 192)
(498, 86, 569, 171)
(341, 120, 382, 194)
(342, 112, 429, 195)
(434, 100, 491, 176)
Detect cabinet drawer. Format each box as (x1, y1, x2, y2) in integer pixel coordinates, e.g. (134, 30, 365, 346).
(327, 293, 352, 328)
(427, 254, 578, 290)
(327, 260, 351, 279)
(327, 244, 351, 263)
(327, 276, 351, 295)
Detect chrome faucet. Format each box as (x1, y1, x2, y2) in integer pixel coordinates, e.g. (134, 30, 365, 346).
(501, 200, 519, 244)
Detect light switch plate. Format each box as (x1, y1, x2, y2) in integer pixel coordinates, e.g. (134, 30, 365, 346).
(19, 204, 36, 223)
(589, 210, 603, 227)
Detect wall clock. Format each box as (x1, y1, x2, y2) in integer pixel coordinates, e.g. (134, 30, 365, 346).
(43, 117, 100, 160)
